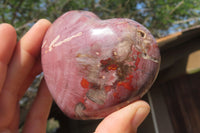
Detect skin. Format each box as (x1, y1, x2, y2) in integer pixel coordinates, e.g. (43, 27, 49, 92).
(0, 19, 150, 133)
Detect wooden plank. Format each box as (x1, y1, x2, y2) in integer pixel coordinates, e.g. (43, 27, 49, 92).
(147, 84, 174, 133)
(159, 38, 200, 71)
(157, 25, 200, 51)
(161, 72, 200, 133)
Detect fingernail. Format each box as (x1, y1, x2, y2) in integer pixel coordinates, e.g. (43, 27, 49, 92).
(132, 107, 150, 127)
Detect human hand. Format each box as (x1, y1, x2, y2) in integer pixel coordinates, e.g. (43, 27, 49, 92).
(95, 100, 150, 133)
(0, 20, 150, 133)
(0, 19, 53, 133)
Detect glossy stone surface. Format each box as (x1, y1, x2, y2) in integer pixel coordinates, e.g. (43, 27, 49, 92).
(41, 10, 160, 120)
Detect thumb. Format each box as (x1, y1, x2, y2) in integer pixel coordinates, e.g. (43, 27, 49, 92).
(95, 100, 150, 133)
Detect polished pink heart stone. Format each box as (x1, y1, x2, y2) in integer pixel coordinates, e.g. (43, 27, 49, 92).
(41, 10, 160, 120)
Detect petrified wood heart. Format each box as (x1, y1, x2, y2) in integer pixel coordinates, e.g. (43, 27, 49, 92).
(41, 10, 160, 120)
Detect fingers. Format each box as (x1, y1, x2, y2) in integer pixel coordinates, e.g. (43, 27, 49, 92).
(0, 23, 17, 92)
(95, 100, 150, 133)
(0, 19, 51, 128)
(22, 80, 52, 133)
(18, 58, 43, 99)
(8, 104, 20, 132)
(4, 19, 51, 95)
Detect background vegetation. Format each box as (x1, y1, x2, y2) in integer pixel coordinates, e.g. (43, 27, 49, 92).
(1, 0, 200, 38)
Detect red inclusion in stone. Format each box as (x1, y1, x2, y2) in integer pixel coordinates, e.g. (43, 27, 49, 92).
(117, 75, 134, 91)
(81, 78, 90, 89)
(107, 64, 118, 70)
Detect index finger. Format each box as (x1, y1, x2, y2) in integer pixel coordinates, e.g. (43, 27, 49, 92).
(0, 19, 51, 128)
(0, 23, 17, 92)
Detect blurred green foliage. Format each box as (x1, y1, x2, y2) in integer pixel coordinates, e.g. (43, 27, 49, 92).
(46, 118, 59, 133)
(1, 0, 200, 38)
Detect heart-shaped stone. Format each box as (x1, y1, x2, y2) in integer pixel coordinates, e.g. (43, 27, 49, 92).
(41, 10, 160, 120)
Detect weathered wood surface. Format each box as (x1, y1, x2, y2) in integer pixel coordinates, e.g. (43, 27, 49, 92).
(157, 25, 200, 82)
(153, 26, 200, 133)
(161, 71, 200, 133)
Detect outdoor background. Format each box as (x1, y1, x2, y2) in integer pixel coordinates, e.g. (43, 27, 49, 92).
(1, 0, 200, 38)
(1, 0, 200, 133)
